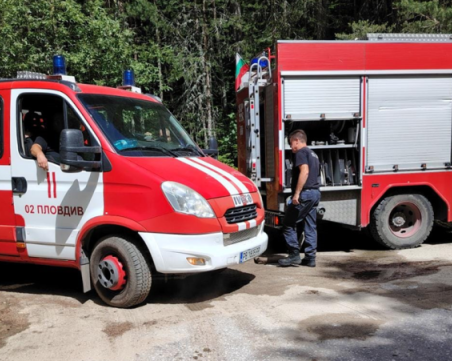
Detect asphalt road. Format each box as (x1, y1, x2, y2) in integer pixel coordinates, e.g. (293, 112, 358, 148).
(1, 224, 452, 361)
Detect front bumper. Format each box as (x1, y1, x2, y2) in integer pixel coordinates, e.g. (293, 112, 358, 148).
(139, 224, 268, 273)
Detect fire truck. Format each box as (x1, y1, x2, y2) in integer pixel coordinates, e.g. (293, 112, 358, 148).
(0, 56, 267, 308)
(236, 33, 452, 250)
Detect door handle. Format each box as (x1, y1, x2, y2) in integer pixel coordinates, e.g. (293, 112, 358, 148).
(12, 177, 27, 194)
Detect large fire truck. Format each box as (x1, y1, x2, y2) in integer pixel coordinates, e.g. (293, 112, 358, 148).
(0, 57, 267, 308)
(237, 33, 452, 250)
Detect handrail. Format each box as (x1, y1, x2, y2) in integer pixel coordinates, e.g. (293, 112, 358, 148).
(248, 55, 272, 82)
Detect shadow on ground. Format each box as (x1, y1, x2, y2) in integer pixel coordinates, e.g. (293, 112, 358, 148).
(148, 269, 255, 306)
(264, 221, 383, 255)
(0, 262, 254, 308)
(0, 262, 89, 305)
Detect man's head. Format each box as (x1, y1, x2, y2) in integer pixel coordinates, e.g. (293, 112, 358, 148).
(289, 129, 307, 153)
(23, 112, 42, 137)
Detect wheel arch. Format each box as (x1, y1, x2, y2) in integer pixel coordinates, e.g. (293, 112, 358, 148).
(369, 185, 448, 224)
(76, 216, 153, 266)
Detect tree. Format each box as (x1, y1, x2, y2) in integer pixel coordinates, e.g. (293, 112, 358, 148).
(0, 0, 132, 85)
(396, 0, 452, 33)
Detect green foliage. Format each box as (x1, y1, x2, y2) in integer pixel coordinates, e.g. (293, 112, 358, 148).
(396, 0, 452, 33)
(0, 0, 132, 85)
(336, 20, 393, 40)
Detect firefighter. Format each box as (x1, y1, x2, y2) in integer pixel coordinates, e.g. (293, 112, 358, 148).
(29, 113, 64, 171)
(279, 129, 321, 267)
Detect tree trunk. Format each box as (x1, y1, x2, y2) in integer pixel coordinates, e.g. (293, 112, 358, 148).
(195, 0, 208, 145)
(202, 0, 214, 139)
(212, 0, 227, 115)
(154, 0, 164, 101)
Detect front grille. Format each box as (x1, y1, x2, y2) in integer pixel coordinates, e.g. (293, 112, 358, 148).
(223, 226, 260, 246)
(225, 204, 257, 224)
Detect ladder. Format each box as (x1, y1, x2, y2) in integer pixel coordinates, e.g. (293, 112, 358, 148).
(246, 55, 271, 187)
(367, 33, 452, 42)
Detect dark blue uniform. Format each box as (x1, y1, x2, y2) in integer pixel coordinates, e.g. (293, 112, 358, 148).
(283, 147, 321, 259)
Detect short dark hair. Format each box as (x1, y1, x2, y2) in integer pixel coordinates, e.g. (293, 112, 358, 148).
(289, 129, 307, 144)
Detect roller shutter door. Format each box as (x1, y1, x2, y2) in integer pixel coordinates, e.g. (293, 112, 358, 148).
(366, 76, 452, 172)
(283, 77, 361, 119)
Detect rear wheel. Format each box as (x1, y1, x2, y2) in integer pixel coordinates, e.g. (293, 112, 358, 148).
(90, 236, 152, 308)
(370, 194, 434, 249)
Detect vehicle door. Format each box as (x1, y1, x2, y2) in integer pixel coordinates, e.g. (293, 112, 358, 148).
(10, 89, 104, 260)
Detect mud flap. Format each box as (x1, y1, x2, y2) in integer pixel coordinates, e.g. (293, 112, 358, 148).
(80, 249, 91, 293)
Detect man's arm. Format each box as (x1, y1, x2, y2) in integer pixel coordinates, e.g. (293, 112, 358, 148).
(30, 143, 49, 171)
(293, 164, 309, 205)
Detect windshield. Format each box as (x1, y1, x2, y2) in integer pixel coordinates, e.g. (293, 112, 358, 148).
(77, 94, 202, 157)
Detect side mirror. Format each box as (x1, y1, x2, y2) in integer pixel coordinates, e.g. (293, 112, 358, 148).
(203, 136, 219, 159)
(60, 129, 102, 172)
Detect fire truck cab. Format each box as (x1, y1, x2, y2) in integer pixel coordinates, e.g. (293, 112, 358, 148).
(0, 59, 267, 308)
(237, 34, 452, 250)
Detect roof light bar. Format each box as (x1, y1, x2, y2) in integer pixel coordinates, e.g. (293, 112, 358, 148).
(16, 71, 47, 80)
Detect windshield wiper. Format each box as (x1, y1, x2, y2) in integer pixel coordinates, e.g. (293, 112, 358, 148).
(169, 145, 204, 157)
(119, 146, 178, 157)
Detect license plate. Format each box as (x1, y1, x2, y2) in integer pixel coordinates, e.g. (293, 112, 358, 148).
(240, 246, 261, 263)
(232, 193, 253, 207)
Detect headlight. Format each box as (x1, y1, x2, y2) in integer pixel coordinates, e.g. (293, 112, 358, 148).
(161, 181, 215, 218)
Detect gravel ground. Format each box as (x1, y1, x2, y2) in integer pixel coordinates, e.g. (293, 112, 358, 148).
(0, 224, 451, 361)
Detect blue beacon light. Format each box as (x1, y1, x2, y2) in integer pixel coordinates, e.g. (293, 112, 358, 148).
(251, 57, 269, 67)
(53, 55, 67, 75)
(123, 70, 135, 86)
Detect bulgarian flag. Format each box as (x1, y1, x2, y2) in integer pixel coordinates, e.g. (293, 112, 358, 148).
(235, 53, 249, 91)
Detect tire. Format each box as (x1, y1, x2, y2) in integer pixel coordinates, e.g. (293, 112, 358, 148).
(90, 236, 152, 308)
(370, 194, 434, 250)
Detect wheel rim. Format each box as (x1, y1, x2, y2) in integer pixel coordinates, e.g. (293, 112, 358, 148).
(97, 255, 126, 291)
(388, 202, 422, 238)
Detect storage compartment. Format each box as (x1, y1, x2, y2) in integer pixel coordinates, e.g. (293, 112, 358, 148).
(284, 118, 360, 189)
(318, 190, 360, 226)
(317, 148, 358, 186)
(367, 75, 452, 172)
(284, 76, 361, 120)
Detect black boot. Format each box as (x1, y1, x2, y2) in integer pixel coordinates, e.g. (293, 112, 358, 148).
(301, 257, 316, 267)
(278, 249, 301, 267)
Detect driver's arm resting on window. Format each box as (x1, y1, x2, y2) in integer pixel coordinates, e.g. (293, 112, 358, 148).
(30, 138, 49, 171)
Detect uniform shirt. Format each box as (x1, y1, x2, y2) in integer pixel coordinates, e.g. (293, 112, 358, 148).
(291, 146, 320, 193)
(33, 135, 58, 153)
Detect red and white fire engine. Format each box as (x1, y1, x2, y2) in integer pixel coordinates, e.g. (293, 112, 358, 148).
(0, 56, 267, 308)
(236, 33, 452, 250)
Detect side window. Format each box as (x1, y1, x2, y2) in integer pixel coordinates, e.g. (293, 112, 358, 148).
(19, 93, 63, 163)
(18, 93, 95, 164)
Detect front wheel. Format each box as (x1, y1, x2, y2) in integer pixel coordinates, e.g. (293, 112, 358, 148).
(90, 236, 152, 308)
(370, 194, 434, 250)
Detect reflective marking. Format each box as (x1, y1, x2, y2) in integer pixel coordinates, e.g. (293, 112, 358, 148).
(52, 172, 57, 198)
(191, 158, 249, 194)
(237, 222, 247, 231)
(177, 158, 239, 195)
(47, 172, 51, 198)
